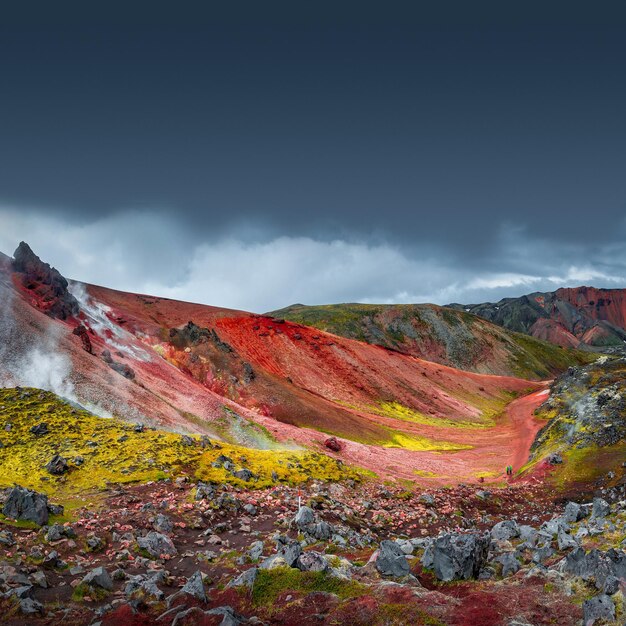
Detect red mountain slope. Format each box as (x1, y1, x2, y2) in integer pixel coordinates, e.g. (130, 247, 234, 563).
(1, 244, 546, 483)
(449, 286, 626, 348)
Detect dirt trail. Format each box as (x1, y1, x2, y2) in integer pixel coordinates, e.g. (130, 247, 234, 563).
(507, 387, 550, 471)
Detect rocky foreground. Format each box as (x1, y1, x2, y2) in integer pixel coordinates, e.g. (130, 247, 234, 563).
(0, 471, 625, 625)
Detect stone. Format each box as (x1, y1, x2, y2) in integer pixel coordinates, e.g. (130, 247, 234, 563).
(295, 506, 315, 528)
(3, 486, 49, 526)
(429, 533, 490, 582)
(563, 501, 584, 523)
(497, 552, 520, 577)
(376, 540, 410, 578)
(83, 566, 113, 591)
(591, 498, 611, 519)
(233, 469, 254, 481)
(154, 514, 173, 533)
(582, 594, 615, 625)
(248, 541, 264, 561)
(137, 531, 177, 557)
(228, 567, 258, 590)
(196, 481, 216, 501)
(297, 551, 330, 572)
(19, 597, 44, 616)
(30, 423, 49, 436)
(181, 570, 207, 602)
(45, 454, 69, 475)
(491, 520, 520, 541)
(557, 528, 578, 551)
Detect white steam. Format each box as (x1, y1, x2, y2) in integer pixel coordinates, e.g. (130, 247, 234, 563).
(0, 278, 112, 417)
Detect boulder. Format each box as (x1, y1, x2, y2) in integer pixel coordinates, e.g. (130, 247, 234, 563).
(294, 506, 315, 528)
(591, 498, 611, 519)
(181, 570, 207, 602)
(497, 552, 520, 577)
(233, 469, 254, 481)
(137, 531, 177, 557)
(375, 540, 410, 578)
(563, 501, 584, 523)
(3, 486, 49, 526)
(227, 567, 258, 590)
(45, 454, 69, 475)
(324, 437, 343, 452)
(297, 551, 330, 572)
(491, 520, 520, 541)
(429, 533, 490, 581)
(82, 566, 113, 591)
(30, 423, 49, 436)
(196, 482, 216, 501)
(582, 594, 615, 625)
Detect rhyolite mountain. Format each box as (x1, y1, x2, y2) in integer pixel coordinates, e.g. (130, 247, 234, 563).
(0, 242, 556, 484)
(1, 242, 625, 626)
(270, 302, 590, 379)
(447, 287, 626, 349)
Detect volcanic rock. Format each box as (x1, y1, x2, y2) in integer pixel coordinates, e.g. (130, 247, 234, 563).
(429, 533, 490, 581)
(12, 241, 79, 319)
(375, 540, 410, 578)
(2, 486, 49, 525)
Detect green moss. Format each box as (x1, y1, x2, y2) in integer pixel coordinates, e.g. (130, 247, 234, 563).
(71, 583, 109, 602)
(251, 567, 367, 606)
(0, 387, 365, 510)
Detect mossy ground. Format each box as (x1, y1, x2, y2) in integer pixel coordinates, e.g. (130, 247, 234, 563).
(0, 387, 365, 512)
(251, 566, 367, 606)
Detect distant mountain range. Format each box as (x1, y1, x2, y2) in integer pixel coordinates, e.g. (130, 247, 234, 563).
(270, 302, 591, 380)
(448, 287, 626, 349)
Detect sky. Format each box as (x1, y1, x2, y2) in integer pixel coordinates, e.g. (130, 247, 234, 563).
(0, 1, 625, 312)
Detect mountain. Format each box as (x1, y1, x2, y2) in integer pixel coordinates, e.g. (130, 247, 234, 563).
(448, 286, 626, 349)
(1, 243, 625, 626)
(269, 302, 590, 379)
(0, 242, 546, 484)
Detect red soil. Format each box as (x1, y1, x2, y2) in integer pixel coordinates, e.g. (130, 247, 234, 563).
(2, 268, 550, 485)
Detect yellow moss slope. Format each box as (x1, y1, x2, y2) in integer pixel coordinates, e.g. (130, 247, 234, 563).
(0, 387, 364, 502)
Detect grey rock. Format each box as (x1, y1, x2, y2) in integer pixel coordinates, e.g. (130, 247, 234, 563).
(19, 597, 44, 615)
(181, 570, 207, 602)
(0, 530, 15, 546)
(497, 552, 520, 577)
(297, 550, 329, 572)
(591, 498, 611, 519)
(2, 486, 49, 526)
(557, 528, 578, 551)
(294, 506, 315, 528)
(45, 454, 69, 475)
(30, 423, 49, 436)
(45, 524, 65, 542)
(243, 503, 257, 516)
(429, 533, 489, 581)
(233, 469, 254, 481)
(83, 566, 113, 591)
(154, 514, 173, 534)
(196, 481, 216, 501)
(582, 594, 615, 625)
(277, 540, 302, 567)
(376, 540, 410, 578)
(491, 520, 520, 541)
(563, 501, 584, 523)
(137, 531, 177, 557)
(247, 541, 264, 562)
(227, 567, 258, 590)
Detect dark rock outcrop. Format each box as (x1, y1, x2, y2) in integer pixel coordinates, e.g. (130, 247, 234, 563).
(72, 324, 93, 354)
(2, 486, 49, 525)
(428, 533, 490, 581)
(12, 242, 79, 320)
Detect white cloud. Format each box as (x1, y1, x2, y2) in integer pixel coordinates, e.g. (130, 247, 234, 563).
(0, 204, 624, 312)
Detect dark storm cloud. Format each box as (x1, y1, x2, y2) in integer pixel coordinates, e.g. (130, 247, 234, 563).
(0, 1, 625, 309)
